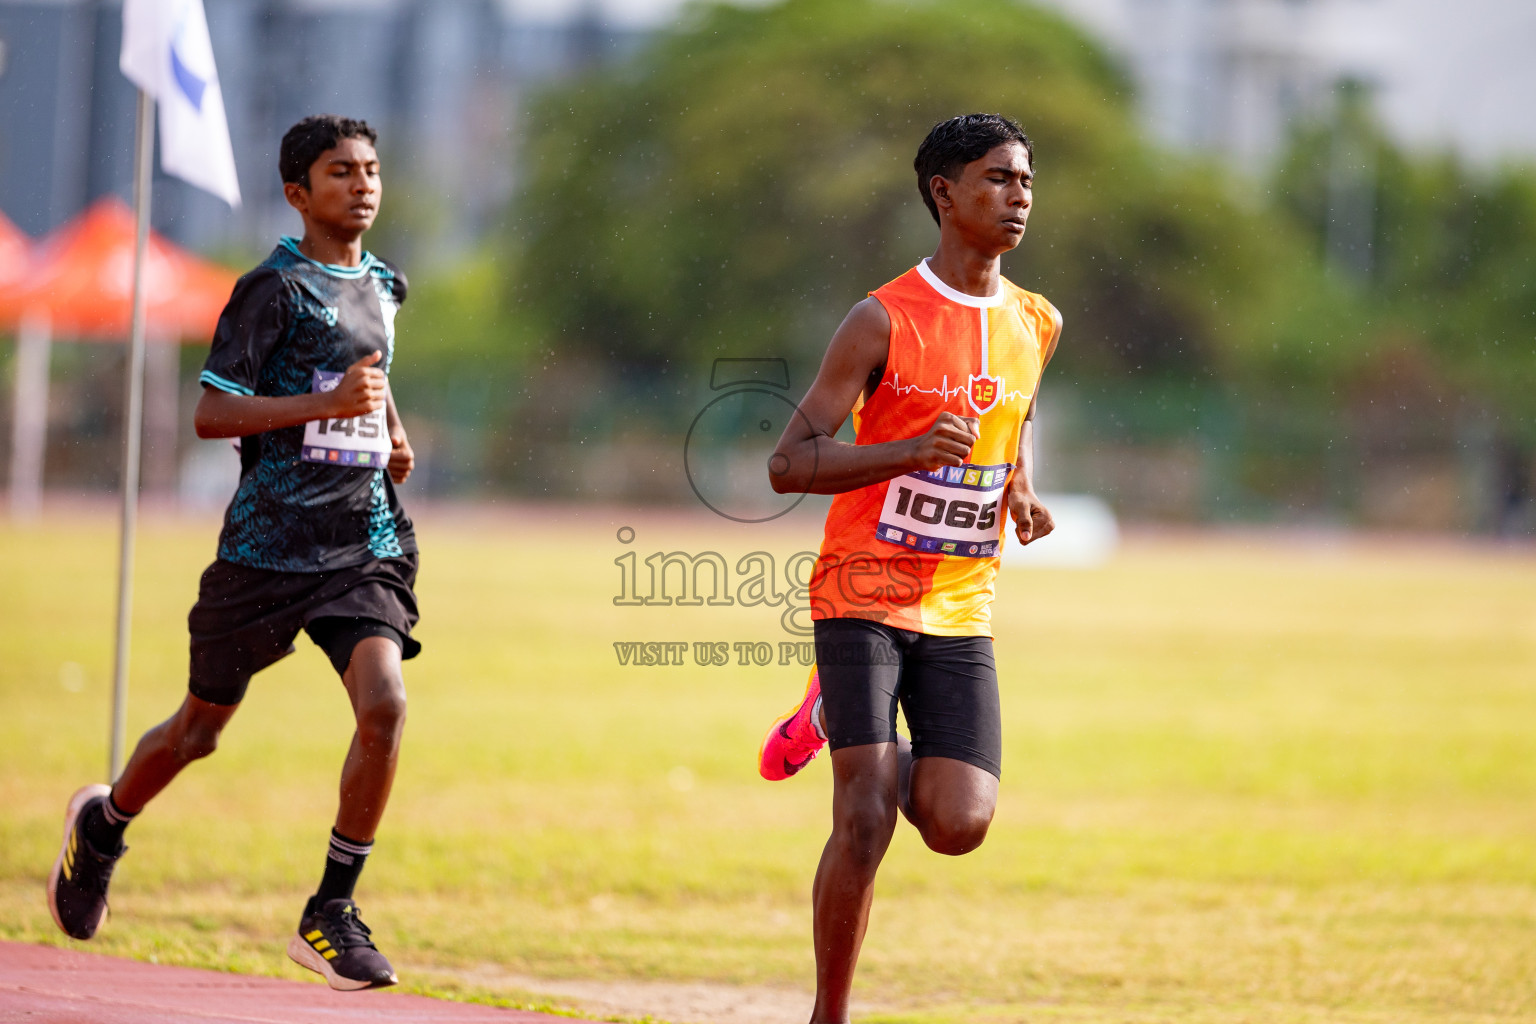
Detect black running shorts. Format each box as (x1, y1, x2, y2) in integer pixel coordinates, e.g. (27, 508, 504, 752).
(187, 554, 421, 706)
(813, 617, 1002, 778)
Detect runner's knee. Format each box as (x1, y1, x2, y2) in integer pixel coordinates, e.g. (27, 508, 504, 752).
(918, 805, 992, 856)
(833, 798, 898, 867)
(355, 683, 406, 748)
(170, 716, 225, 763)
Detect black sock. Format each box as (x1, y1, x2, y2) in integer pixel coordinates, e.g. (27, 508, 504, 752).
(82, 794, 135, 853)
(314, 829, 372, 904)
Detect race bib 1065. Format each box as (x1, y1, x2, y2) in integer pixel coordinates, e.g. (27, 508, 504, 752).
(875, 461, 1013, 558)
(301, 369, 392, 467)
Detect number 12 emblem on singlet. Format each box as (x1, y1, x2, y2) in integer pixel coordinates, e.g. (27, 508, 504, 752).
(968, 374, 1002, 415)
(877, 461, 1012, 557)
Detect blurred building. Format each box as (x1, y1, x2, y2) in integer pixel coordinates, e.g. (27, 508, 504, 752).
(0, 0, 644, 255)
(1034, 0, 1536, 168)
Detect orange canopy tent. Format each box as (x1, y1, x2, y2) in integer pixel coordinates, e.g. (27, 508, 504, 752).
(0, 210, 28, 289)
(0, 197, 235, 340)
(2, 198, 239, 518)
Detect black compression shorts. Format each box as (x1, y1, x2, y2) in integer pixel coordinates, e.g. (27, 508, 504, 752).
(187, 554, 421, 705)
(813, 617, 1002, 778)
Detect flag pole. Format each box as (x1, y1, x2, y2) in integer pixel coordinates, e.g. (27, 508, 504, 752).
(109, 88, 155, 782)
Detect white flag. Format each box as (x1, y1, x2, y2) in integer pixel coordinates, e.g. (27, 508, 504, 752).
(120, 0, 241, 208)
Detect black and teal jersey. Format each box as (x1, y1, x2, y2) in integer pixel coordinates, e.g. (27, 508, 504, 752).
(199, 237, 416, 573)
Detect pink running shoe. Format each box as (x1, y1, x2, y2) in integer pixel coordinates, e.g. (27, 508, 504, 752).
(758, 668, 825, 780)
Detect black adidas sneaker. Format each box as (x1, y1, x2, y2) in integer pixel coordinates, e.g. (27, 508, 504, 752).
(287, 896, 398, 990)
(47, 784, 127, 940)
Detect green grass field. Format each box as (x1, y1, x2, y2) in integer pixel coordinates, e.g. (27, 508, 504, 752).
(4, 507, 1536, 1023)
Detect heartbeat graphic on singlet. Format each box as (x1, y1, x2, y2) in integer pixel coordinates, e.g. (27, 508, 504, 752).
(879, 372, 1032, 406)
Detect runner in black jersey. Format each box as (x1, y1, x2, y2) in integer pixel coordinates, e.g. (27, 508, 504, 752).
(200, 234, 416, 573)
(48, 116, 418, 991)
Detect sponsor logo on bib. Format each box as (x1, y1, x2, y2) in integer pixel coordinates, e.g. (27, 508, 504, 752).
(301, 369, 393, 467)
(876, 461, 1012, 558)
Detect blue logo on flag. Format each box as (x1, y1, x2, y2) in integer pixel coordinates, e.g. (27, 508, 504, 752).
(170, 46, 206, 109)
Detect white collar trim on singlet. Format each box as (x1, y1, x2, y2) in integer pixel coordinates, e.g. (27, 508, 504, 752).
(916, 258, 1006, 308)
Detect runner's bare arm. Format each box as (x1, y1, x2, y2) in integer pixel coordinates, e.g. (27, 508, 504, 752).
(769, 299, 982, 495)
(1007, 304, 1063, 544)
(384, 385, 414, 484)
(193, 352, 386, 439)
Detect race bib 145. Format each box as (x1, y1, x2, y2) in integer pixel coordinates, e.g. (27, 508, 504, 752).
(876, 461, 1013, 558)
(301, 369, 392, 467)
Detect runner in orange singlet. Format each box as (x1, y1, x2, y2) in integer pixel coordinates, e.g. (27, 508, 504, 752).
(758, 114, 1061, 1024)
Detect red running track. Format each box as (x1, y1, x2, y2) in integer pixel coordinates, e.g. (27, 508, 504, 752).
(0, 942, 602, 1023)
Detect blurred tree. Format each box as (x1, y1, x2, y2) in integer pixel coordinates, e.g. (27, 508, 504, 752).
(381, 248, 536, 493)
(502, 0, 1536, 525)
(1276, 91, 1536, 443)
(512, 0, 1325, 387)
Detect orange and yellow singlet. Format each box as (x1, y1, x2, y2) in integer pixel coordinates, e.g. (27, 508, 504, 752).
(808, 259, 1060, 637)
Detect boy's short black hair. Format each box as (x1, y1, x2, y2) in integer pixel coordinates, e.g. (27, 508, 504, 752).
(280, 115, 379, 188)
(914, 114, 1033, 225)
